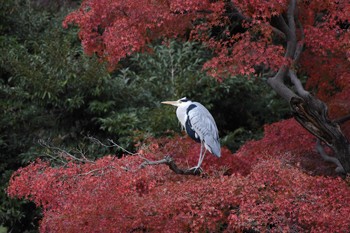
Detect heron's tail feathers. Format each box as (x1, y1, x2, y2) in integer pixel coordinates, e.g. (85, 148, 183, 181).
(204, 137, 221, 158)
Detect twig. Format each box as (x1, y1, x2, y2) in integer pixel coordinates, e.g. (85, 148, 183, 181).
(38, 139, 94, 163)
(87, 136, 139, 156)
(88, 137, 202, 175)
(316, 139, 345, 173)
(77, 165, 117, 177)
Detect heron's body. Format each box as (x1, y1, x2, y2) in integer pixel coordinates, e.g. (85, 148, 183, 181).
(162, 97, 221, 170)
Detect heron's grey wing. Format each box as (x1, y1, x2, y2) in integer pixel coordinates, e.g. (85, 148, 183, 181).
(187, 103, 221, 157)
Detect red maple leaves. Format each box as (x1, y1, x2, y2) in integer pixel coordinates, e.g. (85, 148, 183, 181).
(63, 0, 223, 69)
(7, 119, 350, 232)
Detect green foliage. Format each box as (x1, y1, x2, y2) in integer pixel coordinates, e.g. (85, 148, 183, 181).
(112, 41, 289, 140)
(0, 1, 116, 231)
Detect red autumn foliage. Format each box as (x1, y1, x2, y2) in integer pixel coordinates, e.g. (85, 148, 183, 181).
(63, 0, 350, 128)
(9, 0, 349, 231)
(7, 119, 350, 232)
(63, 0, 349, 80)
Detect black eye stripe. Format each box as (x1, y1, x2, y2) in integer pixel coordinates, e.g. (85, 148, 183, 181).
(180, 97, 189, 102)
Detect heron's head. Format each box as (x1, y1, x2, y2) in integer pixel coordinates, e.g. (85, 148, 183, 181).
(161, 97, 191, 107)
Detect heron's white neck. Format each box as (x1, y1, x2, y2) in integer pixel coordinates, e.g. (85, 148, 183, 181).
(175, 101, 193, 128)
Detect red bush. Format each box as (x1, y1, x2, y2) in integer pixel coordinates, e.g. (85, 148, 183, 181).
(7, 119, 350, 232)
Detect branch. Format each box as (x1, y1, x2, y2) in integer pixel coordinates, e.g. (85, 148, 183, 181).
(293, 17, 304, 63)
(334, 114, 350, 124)
(288, 69, 309, 97)
(140, 156, 202, 176)
(270, 26, 287, 39)
(267, 68, 298, 101)
(39, 139, 94, 163)
(266, 0, 300, 102)
(89, 137, 201, 175)
(285, 0, 297, 58)
(275, 15, 290, 36)
(316, 139, 345, 173)
(286, 0, 296, 34)
(88, 137, 139, 156)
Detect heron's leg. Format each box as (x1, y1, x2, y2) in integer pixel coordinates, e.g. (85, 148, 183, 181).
(198, 149, 207, 167)
(190, 142, 205, 171)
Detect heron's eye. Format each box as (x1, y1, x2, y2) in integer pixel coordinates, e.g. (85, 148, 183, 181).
(180, 97, 189, 102)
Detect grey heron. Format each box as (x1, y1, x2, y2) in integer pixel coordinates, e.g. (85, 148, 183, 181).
(162, 97, 221, 170)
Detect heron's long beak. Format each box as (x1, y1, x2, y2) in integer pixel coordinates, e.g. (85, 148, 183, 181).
(161, 100, 179, 106)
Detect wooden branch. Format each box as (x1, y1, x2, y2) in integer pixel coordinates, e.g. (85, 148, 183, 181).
(267, 68, 298, 101)
(316, 139, 345, 173)
(38, 139, 94, 164)
(288, 69, 309, 97)
(334, 114, 350, 124)
(271, 26, 287, 39)
(287, 0, 296, 35)
(266, 1, 300, 101)
(139, 156, 202, 176)
(293, 17, 305, 63)
(276, 15, 290, 36)
(285, 0, 297, 58)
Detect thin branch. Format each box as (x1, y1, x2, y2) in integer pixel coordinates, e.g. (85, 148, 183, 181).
(39, 152, 68, 165)
(88, 136, 139, 156)
(77, 165, 118, 177)
(271, 26, 287, 39)
(38, 139, 94, 163)
(316, 139, 345, 173)
(88, 137, 200, 175)
(293, 17, 304, 63)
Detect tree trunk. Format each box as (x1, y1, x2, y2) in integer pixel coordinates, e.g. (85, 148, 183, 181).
(290, 95, 350, 173)
(262, 0, 350, 173)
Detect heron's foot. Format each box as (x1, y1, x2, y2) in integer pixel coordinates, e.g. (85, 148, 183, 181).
(188, 166, 203, 173)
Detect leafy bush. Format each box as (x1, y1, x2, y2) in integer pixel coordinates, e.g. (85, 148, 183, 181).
(7, 119, 350, 232)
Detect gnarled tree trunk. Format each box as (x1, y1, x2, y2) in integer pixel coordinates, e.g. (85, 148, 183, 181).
(265, 0, 350, 173)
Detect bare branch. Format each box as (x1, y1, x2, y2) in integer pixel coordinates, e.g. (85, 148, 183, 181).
(140, 155, 202, 176)
(271, 26, 287, 39)
(334, 114, 350, 124)
(276, 15, 290, 36)
(293, 17, 304, 63)
(88, 137, 201, 175)
(316, 139, 345, 173)
(267, 69, 298, 101)
(286, 0, 296, 34)
(288, 69, 309, 97)
(77, 165, 118, 177)
(266, 1, 300, 101)
(39, 139, 94, 163)
(88, 136, 139, 156)
(285, 0, 297, 58)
